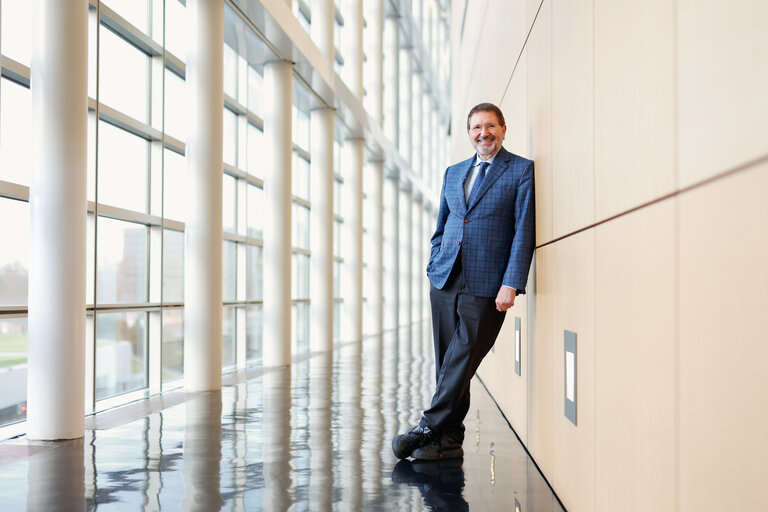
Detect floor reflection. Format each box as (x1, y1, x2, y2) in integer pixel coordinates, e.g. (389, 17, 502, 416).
(0, 323, 564, 511)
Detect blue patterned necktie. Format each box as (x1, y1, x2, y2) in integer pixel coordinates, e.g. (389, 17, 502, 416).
(468, 161, 490, 206)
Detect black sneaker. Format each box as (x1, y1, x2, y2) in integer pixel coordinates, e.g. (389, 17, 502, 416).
(392, 425, 432, 459)
(411, 430, 464, 460)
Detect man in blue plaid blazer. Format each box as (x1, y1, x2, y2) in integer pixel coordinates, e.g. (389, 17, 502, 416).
(393, 103, 535, 460)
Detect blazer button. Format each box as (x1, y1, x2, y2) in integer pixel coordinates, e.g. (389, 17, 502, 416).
(464, 218, 469, 223)
(457, 241, 461, 245)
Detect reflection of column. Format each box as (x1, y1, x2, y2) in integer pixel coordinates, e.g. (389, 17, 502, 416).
(341, 138, 364, 342)
(383, 15, 400, 148)
(384, 176, 400, 331)
(361, 335, 383, 497)
(28, 0, 88, 440)
(263, 59, 293, 366)
(184, 0, 224, 391)
(381, 330, 400, 457)
(308, 353, 333, 511)
(368, 161, 384, 335)
(310, 108, 335, 351)
(263, 369, 292, 510)
(182, 392, 224, 511)
(27, 439, 85, 510)
(338, 342, 363, 510)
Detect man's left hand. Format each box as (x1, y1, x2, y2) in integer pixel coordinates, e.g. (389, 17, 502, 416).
(495, 287, 516, 312)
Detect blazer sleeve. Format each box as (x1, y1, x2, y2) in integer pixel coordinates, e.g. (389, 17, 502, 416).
(502, 161, 536, 293)
(427, 170, 450, 270)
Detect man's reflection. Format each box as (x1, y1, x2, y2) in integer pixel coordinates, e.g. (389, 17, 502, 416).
(391, 458, 469, 512)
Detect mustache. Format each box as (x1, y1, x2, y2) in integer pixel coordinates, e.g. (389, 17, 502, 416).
(477, 135, 496, 142)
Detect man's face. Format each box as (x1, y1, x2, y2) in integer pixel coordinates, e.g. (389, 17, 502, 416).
(467, 111, 506, 158)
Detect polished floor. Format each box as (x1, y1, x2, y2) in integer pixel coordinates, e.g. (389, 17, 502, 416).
(0, 326, 564, 511)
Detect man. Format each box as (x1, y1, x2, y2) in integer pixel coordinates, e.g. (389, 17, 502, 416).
(392, 103, 535, 460)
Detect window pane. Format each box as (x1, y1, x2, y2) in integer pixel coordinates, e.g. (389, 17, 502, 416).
(334, 219, 341, 257)
(164, 69, 188, 142)
(165, 0, 188, 61)
(162, 309, 183, 389)
(247, 184, 263, 239)
(97, 217, 148, 304)
(222, 306, 236, 367)
(98, 121, 148, 212)
(164, 148, 187, 222)
(247, 66, 263, 117)
(163, 229, 184, 303)
(102, 0, 148, 34)
(0, 79, 32, 186)
(292, 106, 309, 150)
(0, 317, 28, 427)
(0, 199, 29, 306)
(334, 260, 341, 298)
(333, 179, 341, 216)
(246, 124, 263, 177)
(292, 253, 309, 300)
(246, 305, 262, 362)
(223, 173, 237, 233)
(222, 241, 237, 301)
(96, 311, 147, 400)
(293, 152, 310, 200)
(292, 204, 310, 250)
(0, 0, 32, 66)
(99, 27, 149, 123)
(223, 44, 238, 100)
(291, 302, 309, 354)
(223, 108, 238, 167)
(246, 245, 263, 300)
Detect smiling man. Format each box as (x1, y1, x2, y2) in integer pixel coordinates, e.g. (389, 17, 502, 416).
(392, 103, 536, 460)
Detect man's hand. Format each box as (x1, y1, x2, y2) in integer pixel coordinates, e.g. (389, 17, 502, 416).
(495, 286, 516, 312)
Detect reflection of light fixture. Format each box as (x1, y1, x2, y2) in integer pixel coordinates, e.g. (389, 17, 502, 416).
(489, 450, 496, 486)
(514, 316, 522, 376)
(564, 330, 577, 425)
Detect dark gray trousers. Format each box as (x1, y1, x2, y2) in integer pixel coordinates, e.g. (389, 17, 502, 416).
(421, 254, 506, 434)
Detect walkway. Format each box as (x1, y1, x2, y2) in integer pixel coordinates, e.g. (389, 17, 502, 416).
(0, 326, 564, 511)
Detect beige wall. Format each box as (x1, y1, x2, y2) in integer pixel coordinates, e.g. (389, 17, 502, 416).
(452, 0, 768, 510)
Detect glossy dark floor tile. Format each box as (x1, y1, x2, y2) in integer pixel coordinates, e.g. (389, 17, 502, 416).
(0, 325, 564, 511)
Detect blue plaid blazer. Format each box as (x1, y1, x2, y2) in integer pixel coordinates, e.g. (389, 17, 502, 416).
(426, 147, 535, 297)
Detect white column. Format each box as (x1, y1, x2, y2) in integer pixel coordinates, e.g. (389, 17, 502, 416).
(402, 187, 413, 331)
(414, 194, 424, 341)
(341, 138, 364, 342)
(384, 176, 400, 331)
(368, 160, 384, 335)
(184, 0, 224, 391)
(366, 0, 384, 125)
(310, 108, 335, 352)
(400, 49, 413, 166)
(412, 72, 423, 178)
(311, 0, 335, 61)
(27, 0, 88, 441)
(383, 15, 400, 148)
(342, 0, 364, 99)
(263, 60, 293, 366)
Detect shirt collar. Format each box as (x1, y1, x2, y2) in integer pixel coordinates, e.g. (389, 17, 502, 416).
(474, 152, 498, 167)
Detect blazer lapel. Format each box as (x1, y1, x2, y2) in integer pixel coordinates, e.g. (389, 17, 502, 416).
(467, 148, 511, 211)
(454, 158, 474, 213)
